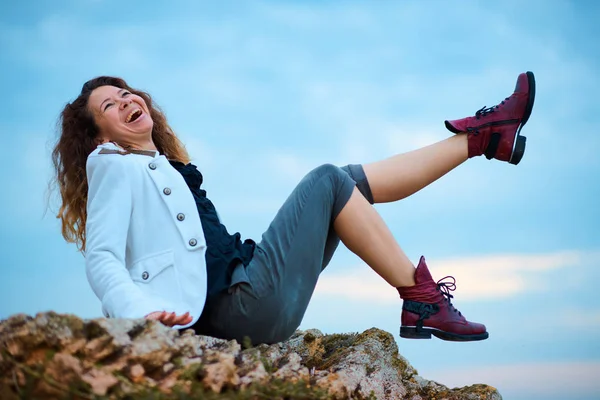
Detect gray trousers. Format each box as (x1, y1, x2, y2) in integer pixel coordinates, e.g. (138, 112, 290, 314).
(190, 163, 374, 345)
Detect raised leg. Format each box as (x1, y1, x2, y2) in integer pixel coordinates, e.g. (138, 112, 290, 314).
(333, 187, 416, 287)
(363, 71, 536, 205)
(363, 134, 468, 204)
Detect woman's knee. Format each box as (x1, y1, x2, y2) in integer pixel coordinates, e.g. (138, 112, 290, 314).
(312, 163, 353, 192)
(340, 164, 374, 204)
(308, 163, 350, 189)
(311, 163, 345, 179)
(308, 163, 356, 217)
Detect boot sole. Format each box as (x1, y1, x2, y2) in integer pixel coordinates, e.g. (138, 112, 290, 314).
(509, 71, 536, 165)
(400, 326, 489, 342)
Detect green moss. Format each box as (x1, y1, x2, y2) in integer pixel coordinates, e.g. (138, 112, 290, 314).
(305, 330, 401, 374)
(303, 332, 316, 343)
(76, 378, 330, 400)
(353, 328, 394, 349)
(18, 368, 39, 400)
(111, 370, 126, 378)
(172, 356, 184, 368)
(391, 354, 415, 378)
(241, 336, 253, 350)
(303, 332, 359, 371)
(260, 355, 276, 374)
(322, 333, 360, 352)
(47, 312, 85, 335)
(450, 384, 500, 399)
(83, 320, 107, 340)
(365, 391, 377, 400)
(416, 382, 501, 400)
(179, 362, 204, 381)
(45, 349, 57, 361)
(149, 378, 330, 400)
(353, 328, 417, 378)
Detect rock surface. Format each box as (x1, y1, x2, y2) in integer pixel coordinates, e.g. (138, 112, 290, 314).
(0, 312, 501, 399)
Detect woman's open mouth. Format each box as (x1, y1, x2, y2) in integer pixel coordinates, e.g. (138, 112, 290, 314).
(125, 108, 143, 123)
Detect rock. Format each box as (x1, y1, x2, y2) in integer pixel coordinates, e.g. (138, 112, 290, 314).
(0, 312, 502, 399)
(81, 368, 120, 396)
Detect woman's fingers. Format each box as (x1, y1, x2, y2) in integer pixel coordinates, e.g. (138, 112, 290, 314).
(144, 311, 192, 327)
(155, 312, 192, 327)
(163, 312, 176, 325)
(174, 312, 192, 325)
(144, 311, 163, 320)
(178, 312, 192, 325)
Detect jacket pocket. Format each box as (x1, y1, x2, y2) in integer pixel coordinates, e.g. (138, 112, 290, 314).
(130, 249, 175, 283)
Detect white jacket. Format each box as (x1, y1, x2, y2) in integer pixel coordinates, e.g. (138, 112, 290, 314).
(84, 142, 207, 329)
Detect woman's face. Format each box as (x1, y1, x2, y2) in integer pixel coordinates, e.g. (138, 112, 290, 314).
(88, 85, 154, 146)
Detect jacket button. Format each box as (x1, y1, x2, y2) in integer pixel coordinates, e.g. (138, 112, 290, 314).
(163, 188, 171, 195)
(148, 163, 157, 170)
(177, 213, 185, 221)
(189, 238, 197, 247)
(142, 271, 149, 280)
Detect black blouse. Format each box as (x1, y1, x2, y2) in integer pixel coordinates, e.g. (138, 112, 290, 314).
(168, 160, 255, 298)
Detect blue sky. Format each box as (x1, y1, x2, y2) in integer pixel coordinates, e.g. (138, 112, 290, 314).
(1, 1, 599, 398)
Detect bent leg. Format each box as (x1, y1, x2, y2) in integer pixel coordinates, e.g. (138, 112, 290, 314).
(334, 188, 415, 288)
(200, 163, 357, 345)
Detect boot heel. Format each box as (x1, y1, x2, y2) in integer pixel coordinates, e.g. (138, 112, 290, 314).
(400, 326, 432, 339)
(510, 135, 527, 165)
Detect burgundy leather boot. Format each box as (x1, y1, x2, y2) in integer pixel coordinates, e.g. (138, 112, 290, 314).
(397, 256, 488, 342)
(445, 71, 536, 165)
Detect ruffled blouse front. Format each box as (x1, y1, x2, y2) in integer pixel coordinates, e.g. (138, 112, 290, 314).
(168, 160, 255, 298)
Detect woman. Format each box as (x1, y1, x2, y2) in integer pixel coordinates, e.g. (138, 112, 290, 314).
(52, 72, 535, 345)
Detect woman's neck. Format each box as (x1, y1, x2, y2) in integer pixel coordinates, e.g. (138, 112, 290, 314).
(105, 139, 157, 152)
(128, 140, 157, 152)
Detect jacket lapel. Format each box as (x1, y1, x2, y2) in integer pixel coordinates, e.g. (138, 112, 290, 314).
(98, 146, 158, 157)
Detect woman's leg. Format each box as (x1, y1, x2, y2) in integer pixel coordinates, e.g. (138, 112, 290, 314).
(197, 72, 533, 344)
(334, 187, 416, 287)
(363, 70, 536, 204)
(330, 134, 469, 287)
(196, 163, 359, 345)
(333, 182, 488, 341)
(335, 71, 536, 340)
(363, 134, 468, 204)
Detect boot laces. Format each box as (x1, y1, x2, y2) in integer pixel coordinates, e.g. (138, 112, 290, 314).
(436, 276, 462, 316)
(474, 96, 511, 120)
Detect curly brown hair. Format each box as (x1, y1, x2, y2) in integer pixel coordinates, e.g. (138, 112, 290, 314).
(49, 76, 191, 253)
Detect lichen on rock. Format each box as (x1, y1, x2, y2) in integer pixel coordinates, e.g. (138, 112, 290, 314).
(0, 312, 501, 399)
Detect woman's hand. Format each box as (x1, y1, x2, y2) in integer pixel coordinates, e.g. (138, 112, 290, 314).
(145, 311, 193, 327)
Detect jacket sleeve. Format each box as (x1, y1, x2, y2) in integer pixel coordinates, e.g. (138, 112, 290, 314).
(84, 154, 176, 319)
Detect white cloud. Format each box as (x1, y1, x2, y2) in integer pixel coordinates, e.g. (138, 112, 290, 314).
(314, 251, 597, 303)
(427, 362, 600, 398)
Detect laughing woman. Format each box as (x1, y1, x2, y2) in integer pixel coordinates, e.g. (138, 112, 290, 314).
(52, 72, 535, 345)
